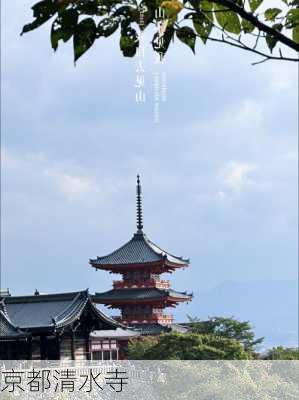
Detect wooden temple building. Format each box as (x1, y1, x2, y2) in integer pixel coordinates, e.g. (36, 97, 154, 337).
(91, 175, 193, 335)
(0, 290, 138, 360)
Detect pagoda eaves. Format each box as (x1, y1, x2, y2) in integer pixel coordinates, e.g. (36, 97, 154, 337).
(89, 231, 189, 273)
(93, 288, 192, 307)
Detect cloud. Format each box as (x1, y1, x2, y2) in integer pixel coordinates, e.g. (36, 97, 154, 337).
(3, 148, 93, 197)
(1, 147, 127, 211)
(221, 161, 258, 193)
(45, 170, 96, 200)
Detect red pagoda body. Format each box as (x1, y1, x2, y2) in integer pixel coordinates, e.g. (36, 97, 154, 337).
(91, 176, 192, 334)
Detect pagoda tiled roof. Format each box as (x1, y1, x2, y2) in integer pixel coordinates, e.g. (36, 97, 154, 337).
(93, 287, 192, 302)
(1, 290, 120, 331)
(90, 232, 189, 268)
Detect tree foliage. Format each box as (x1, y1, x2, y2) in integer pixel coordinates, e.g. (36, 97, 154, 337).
(127, 332, 251, 359)
(187, 316, 264, 352)
(22, 0, 299, 64)
(264, 346, 299, 359)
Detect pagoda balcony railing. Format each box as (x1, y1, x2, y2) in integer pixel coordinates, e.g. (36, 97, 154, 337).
(112, 314, 174, 325)
(113, 279, 170, 289)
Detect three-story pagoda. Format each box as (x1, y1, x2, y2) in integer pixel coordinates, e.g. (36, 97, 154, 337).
(91, 176, 192, 334)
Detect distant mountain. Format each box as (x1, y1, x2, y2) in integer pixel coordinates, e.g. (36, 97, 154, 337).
(179, 280, 298, 349)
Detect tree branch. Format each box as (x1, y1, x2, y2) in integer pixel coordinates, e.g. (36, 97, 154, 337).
(194, 32, 299, 63)
(211, 0, 299, 51)
(188, 7, 298, 63)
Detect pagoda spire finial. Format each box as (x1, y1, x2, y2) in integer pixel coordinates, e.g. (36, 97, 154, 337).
(136, 174, 143, 233)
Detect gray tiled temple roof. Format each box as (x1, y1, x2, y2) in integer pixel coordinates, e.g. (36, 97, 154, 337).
(0, 312, 26, 338)
(2, 290, 120, 331)
(0, 301, 27, 339)
(93, 288, 192, 302)
(90, 232, 189, 267)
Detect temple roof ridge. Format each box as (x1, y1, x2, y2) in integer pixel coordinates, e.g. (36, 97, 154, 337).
(4, 290, 89, 304)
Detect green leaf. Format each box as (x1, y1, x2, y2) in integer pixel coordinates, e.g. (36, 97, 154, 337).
(22, 0, 58, 34)
(97, 17, 119, 37)
(73, 18, 97, 62)
(114, 5, 138, 20)
(293, 24, 299, 43)
(152, 26, 175, 57)
(265, 24, 282, 53)
(200, 0, 213, 13)
(176, 26, 196, 53)
(266, 34, 278, 52)
(199, 0, 214, 23)
(242, 19, 255, 33)
(215, 7, 241, 34)
(272, 23, 283, 30)
(160, 0, 184, 20)
(51, 9, 78, 51)
(138, 2, 156, 30)
(120, 26, 139, 57)
(193, 14, 213, 44)
(32, 0, 57, 19)
(264, 8, 282, 21)
(286, 8, 299, 28)
(76, 0, 102, 15)
(191, 0, 212, 8)
(249, 0, 263, 12)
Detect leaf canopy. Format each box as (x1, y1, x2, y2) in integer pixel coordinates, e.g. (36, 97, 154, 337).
(21, 0, 299, 62)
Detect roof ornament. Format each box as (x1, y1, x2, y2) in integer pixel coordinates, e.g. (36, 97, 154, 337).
(136, 174, 143, 233)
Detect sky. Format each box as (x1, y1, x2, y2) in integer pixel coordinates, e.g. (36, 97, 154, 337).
(1, 1, 298, 346)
